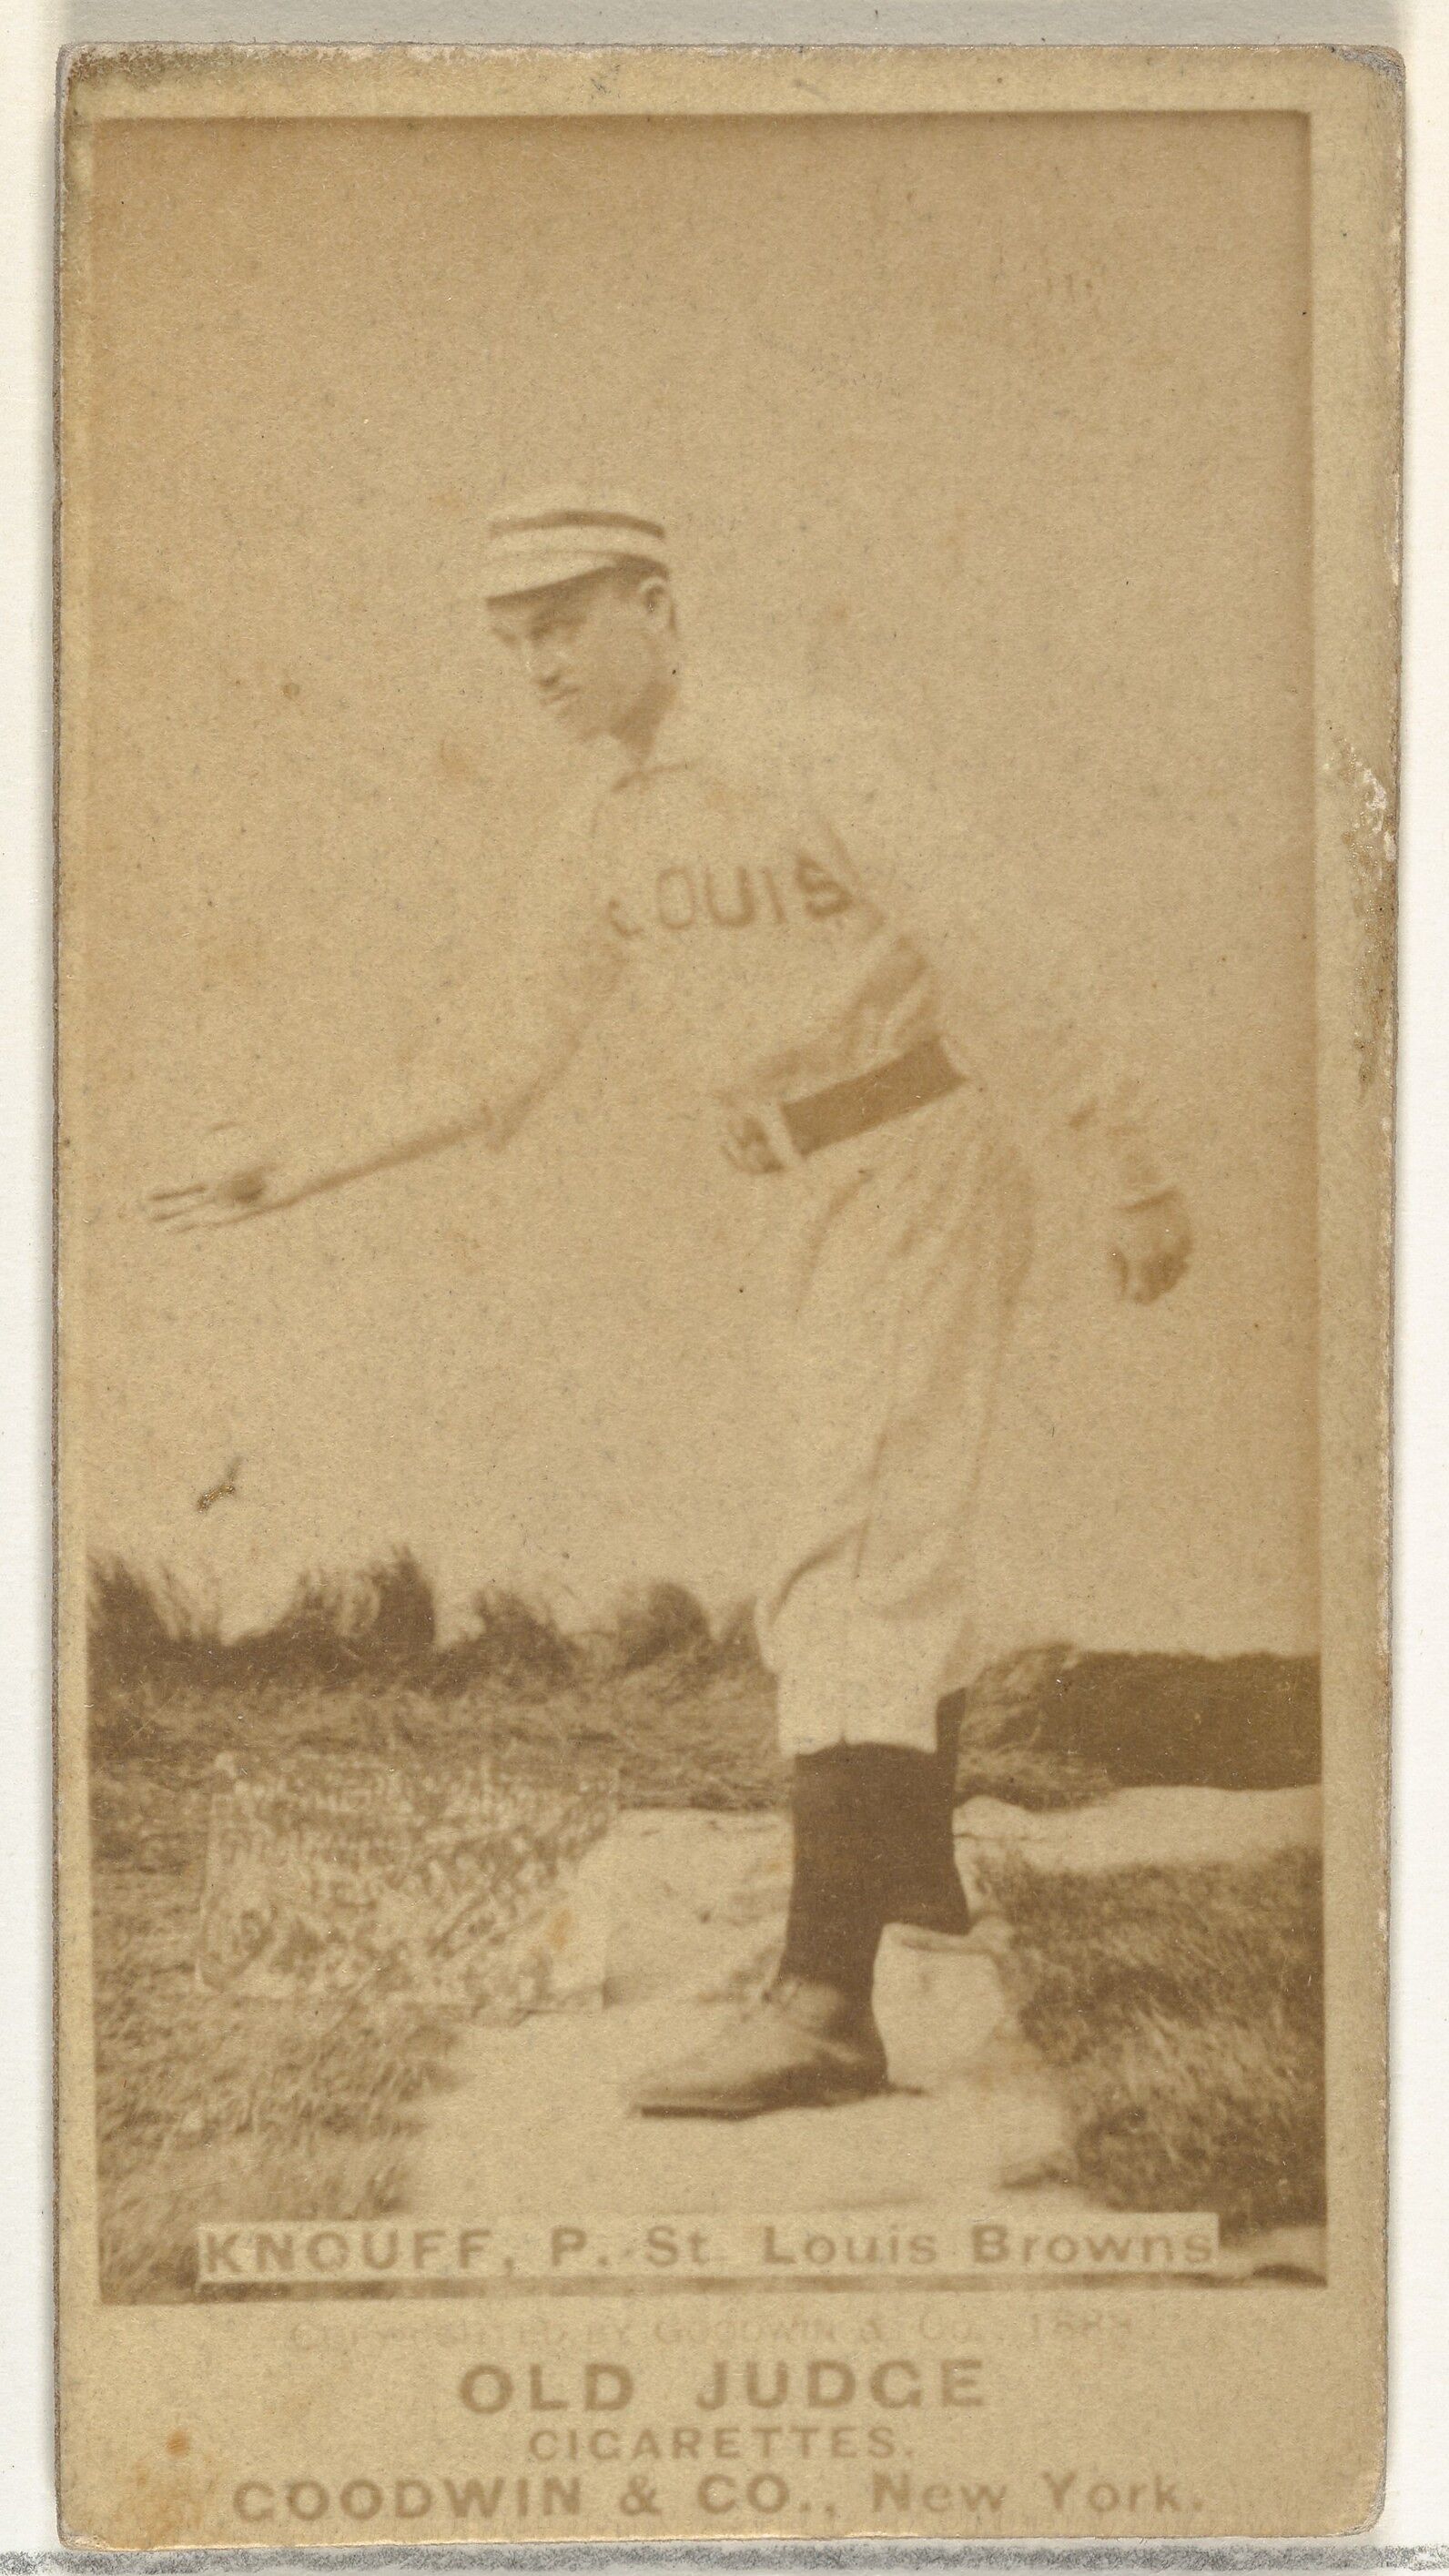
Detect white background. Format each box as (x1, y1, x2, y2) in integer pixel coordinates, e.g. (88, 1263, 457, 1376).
(3, 0, 1444, 2552)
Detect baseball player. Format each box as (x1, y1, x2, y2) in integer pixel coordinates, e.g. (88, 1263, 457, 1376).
(149, 491, 1191, 2120)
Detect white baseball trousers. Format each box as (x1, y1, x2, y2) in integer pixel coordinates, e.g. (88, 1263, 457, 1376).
(750, 1078, 1035, 1756)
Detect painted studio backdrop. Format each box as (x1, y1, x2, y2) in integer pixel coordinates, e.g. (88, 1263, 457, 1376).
(78, 108, 1314, 1661)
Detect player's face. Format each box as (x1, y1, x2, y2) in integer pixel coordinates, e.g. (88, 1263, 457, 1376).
(488, 572, 673, 744)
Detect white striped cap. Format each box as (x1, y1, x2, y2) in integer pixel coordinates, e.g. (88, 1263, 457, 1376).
(481, 489, 670, 599)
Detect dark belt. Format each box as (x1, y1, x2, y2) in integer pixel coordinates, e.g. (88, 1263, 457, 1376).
(725, 1036, 963, 1174)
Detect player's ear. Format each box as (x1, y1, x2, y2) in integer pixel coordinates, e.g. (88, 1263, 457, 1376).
(636, 573, 674, 629)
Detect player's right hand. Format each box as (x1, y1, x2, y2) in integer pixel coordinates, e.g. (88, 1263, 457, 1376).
(144, 1126, 314, 1231)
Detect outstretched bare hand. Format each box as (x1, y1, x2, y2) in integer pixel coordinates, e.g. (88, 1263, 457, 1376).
(145, 1127, 316, 1232)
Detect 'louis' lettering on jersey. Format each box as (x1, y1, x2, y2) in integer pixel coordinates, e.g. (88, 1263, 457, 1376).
(607, 852, 856, 941)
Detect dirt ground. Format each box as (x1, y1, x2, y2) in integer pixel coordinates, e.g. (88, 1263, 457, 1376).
(407, 1794, 1324, 2286)
(86, 1574, 1326, 2300)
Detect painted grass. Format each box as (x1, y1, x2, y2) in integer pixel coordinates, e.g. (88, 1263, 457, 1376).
(96, 1758, 1324, 2296)
(89, 1555, 1320, 1810)
(92, 1760, 468, 2302)
(86, 1559, 1323, 2297)
(986, 1846, 1324, 2238)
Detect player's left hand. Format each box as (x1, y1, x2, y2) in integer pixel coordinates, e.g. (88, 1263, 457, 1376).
(144, 1123, 320, 1232)
(1109, 1189, 1192, 1303)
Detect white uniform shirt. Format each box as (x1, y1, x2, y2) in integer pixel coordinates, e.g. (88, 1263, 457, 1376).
(482, 678, 1168, 1207)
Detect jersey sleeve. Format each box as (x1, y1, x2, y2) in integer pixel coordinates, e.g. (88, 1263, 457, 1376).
(474, 790, 627, 1148)
(800, 722, 1173, 1209)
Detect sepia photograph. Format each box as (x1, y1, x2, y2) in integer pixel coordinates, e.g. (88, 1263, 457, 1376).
(56, 41, 1396, 2544)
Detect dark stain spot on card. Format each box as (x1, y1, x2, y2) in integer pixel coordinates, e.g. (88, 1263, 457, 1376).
(437, 737, 476, 785)
(107, 2441, 219, 2551)
(198, 1457, 241, 1514)
(281, 679, 301, 701)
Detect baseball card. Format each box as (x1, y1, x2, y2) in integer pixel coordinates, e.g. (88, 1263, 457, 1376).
(55, 41, 1400, 2545)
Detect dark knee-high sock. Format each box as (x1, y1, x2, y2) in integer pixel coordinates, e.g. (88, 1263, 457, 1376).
(904, 1690, 972, 1933)
(779, 1748, 888, 1999)
(875, 1689, 972, 1937)
(935, 1688, 967, 1792)
(780, 1740, 970, 1996)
